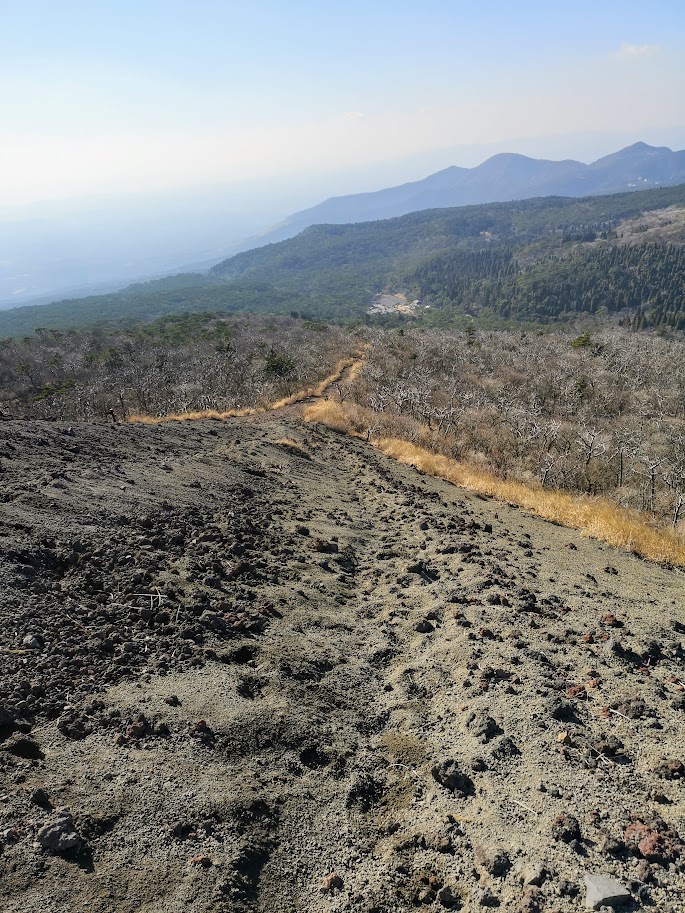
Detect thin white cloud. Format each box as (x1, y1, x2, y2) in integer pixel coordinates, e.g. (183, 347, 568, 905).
(610, 43, 661, 62)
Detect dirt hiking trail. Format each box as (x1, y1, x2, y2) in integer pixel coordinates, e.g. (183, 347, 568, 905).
(127, 353, 367, 424)
(0, 405, 684, 912)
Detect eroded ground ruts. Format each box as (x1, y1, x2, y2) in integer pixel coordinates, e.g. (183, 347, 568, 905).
(0, 411, 683, 912)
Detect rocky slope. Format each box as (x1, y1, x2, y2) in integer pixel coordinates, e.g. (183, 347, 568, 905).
(0, 409, 684, 912)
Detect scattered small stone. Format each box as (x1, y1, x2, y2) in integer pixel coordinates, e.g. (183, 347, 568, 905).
(477, 886, 500, 907)
(321, 872, 343, 892)
(521, 862, 547, 887)
(57, 709, 94, 740)
(434, 835, 454, 854)
(610, 696, 647, 719)
(516, 886, 543, 913)
(635, 639, 662, 662)
(490, 736, 521, 760)
(597, 835, 625, 857)
(583, 873, 631, 910)
(466, 710, 502, 743)
(654, 758, 684, 780)
(600, 613, 620, 627)
(36, 808, 82, 853)
(551, 813, 581, 844)
(624, 817, 683, 866)
(30, 788, 51, 808)
(415, 618, 435, 633)
(311, 538, 338, 554)
(557, 879, 580, 898)
(431, 760, 475, 798)
(189, 720, 215, 746)
(604, 636, 624, 657)
(475, 844, 510, 877)
(124, 714, 151, 741)
(436, 885, 457, 908)
(549, 697, 576, 722)
(591, 735, 624, 759)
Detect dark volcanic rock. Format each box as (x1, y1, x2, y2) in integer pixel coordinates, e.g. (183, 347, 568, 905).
(36, 808, 82, 853)
(551, 813, 582, 844)
(431, 760, 475, 797)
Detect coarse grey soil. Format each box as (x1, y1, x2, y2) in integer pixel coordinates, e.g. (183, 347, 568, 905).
(0, 407, 684, 913)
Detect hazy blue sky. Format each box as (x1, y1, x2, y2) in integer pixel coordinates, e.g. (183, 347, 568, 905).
(1, 0, 684, 205)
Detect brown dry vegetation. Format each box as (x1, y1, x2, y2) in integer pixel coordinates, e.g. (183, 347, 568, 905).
(0, 314, 361, 421)
(304, 398, 685, 566)
(2, 311, 684, 564)
(349, 328, 685, 528)
(128, 354, 364, 424)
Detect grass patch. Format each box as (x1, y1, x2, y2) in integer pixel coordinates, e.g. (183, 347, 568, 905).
(303, 400, 685, 567)
(128, 405, 266, 423)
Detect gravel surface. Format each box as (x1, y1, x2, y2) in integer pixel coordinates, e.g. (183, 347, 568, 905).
(0, 412, 683, 912)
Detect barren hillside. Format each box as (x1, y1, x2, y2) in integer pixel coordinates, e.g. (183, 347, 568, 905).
(0, 404, 684, 912)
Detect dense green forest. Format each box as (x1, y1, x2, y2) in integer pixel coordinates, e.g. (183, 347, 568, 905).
(1, 183, 685, 337)
(409, 242, 685, 328)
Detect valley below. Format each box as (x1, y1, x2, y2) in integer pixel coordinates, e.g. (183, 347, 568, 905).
(0, 402, 684, 912)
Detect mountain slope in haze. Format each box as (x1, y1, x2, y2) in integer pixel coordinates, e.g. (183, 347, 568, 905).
(2, 182, 685, 337)
(251, 143, 685, 247)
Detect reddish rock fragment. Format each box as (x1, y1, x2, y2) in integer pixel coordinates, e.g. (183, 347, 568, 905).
(624, 817, 683, 866)
(601, 613, 620, 627)
(654, 758, 684, 780)
(638, 832, 681, 865)
(321, 872, 343, 891)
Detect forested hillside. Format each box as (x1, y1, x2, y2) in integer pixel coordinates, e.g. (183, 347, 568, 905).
(409, 242, 685, 328)
(1, 183, 685, 337)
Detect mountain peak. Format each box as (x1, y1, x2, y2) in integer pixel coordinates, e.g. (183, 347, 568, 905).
(232, 141, 685, 251)
(592, 141, 673, 164)
(624, 141, 670, 153)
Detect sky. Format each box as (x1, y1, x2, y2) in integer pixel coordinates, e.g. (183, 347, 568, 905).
(1, 0, 684, 207)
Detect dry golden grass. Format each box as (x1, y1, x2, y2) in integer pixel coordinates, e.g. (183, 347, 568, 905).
(128, 405, 266, 424)
(304, 399, 685, 567)
(128, 353, 366, 425)
(272, 437, 310, 458)
(303, 399, 365, 436)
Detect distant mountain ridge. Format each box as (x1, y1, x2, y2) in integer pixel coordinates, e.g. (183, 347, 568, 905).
(246, 142, 685, 248)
